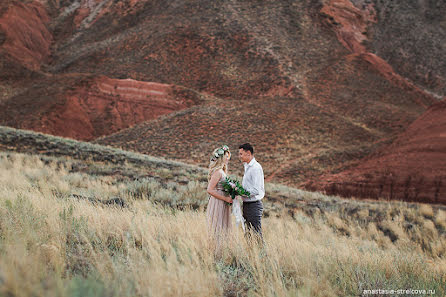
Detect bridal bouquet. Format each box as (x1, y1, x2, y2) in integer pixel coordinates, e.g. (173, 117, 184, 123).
(222, 177, 250, 200)
(222, 177, 249, 231)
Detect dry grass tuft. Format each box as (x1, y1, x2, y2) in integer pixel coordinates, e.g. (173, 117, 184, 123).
(419, 204, 435, 219)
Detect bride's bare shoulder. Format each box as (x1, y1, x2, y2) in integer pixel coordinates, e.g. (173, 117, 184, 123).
(210, 169, 223, 179)
(211, 169, 226, 180)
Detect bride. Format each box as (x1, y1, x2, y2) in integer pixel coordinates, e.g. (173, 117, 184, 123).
(206, 145, 233, 238)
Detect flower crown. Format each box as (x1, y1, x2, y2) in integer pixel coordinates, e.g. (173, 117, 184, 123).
(210, 145, 230, 162)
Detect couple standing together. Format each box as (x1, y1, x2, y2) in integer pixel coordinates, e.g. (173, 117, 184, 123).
(206, 143, 264, 241)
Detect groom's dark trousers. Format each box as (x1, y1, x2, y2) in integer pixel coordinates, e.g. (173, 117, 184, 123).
(243, 200, 263, 239)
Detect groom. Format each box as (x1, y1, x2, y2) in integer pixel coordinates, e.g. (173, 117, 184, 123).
(238, 143, 265, 239)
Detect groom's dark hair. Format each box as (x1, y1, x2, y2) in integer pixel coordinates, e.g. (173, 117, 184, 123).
(239, 143, 254, 154)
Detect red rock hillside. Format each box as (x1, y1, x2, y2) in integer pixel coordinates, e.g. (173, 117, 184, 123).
(0, 0, 52, 77)
(307, 99, 446, 204)
(0, 1, 202, 140)
(0, 74, 201, 140)
(0, 0, 445, 204)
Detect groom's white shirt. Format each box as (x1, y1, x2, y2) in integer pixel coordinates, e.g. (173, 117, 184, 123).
(242, 157, 265, 202)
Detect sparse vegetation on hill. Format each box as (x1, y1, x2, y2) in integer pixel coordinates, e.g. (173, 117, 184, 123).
(0, 147, 445, 297)
(367, 0, 446, 97)
(94, 95, 402, 186)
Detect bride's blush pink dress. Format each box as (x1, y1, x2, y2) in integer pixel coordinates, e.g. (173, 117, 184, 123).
(206, 173, 232, 237)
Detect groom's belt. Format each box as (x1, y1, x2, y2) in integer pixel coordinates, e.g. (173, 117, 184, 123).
(244, 199, 261, 204)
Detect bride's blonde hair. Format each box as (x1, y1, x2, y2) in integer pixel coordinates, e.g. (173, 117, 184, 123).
(208, 146, 231, 181)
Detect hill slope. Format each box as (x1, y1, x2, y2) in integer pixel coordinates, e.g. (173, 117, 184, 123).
(307, 99, 446, 204)
(0, 0, 445, 201)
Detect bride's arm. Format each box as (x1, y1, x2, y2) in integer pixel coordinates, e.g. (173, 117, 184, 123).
(207, 171, 232, 204)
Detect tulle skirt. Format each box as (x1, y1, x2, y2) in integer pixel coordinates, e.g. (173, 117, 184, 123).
(206, 195, 232, 240)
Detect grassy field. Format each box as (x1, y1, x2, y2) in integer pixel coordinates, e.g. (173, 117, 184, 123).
(0, 127, 445, 296)
(0, 142, 445, 296)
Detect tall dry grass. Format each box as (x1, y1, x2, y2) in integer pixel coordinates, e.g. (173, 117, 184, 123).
(0, 152, 444, 297)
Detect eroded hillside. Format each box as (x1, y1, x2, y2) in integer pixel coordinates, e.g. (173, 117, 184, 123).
(1, 0, 445, 202)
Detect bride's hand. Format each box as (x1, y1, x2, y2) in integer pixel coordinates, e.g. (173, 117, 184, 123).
(226, 197, 233, 204)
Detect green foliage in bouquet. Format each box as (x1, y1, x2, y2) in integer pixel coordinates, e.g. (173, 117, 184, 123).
(222, 177, 250, 199)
